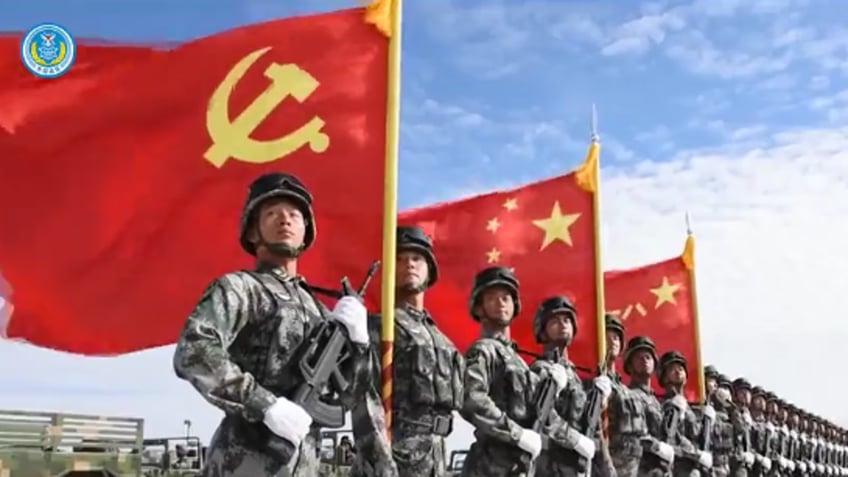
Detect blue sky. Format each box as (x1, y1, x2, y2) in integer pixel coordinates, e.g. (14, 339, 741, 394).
(2, 0, 848, 450)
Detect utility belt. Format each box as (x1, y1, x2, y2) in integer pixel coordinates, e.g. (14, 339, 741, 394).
(394, 412, 453, 437)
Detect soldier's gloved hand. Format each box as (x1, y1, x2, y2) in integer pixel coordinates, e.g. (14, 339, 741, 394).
(786, 459, 795, 471)
(762, 456, 772, 471)
(698, 451, 713, 468)
(263, 397, 313, 449)
(798, 461, 807, 472)
(656, 441, 675, 462)
(332, 296, 369, 345)
(743, 451, 755, 466)
(593, 375, 613, 399)
(547, 365, 569, 392)
(819, 463, 826, 474)
(517, 429, 542, 459)
(701, 404, 716, 421)
(573, 432, 596, 459)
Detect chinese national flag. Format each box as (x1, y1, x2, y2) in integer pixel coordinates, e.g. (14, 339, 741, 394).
(604, 236, 702, 401)
(0, 8, 389, 354)
(398, 142, 603, 367)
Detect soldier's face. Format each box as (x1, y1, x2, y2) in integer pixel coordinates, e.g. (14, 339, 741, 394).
(734, 388, 751, 406)
(706, 378, 717, 395)
(664, 363, 686, 386)
(630, 350, 655, 375)
(252, 198, 306, 249)
(396, 250, 428, 292)
(752, 395, 766, 411)
(544, 312, 574, 345)
(478, 287, 515, 324)
(767, 401, 777, 415)
(606, 330, 621, 357)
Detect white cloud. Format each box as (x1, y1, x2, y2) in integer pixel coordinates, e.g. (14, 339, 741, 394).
(4, 122, 848, 451)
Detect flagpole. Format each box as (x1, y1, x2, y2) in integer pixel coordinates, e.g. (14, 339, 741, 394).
(682, 212, 706, 403)
(582, 104, 607, 364)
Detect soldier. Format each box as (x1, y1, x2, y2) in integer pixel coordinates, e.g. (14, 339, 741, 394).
(607, 335, 675, 477)
(594, 313, 628, 477)
(351, 225, 463, 477)
(730, 378, 756, 477)
(172, 172, 394, 477)
(530, 296, 612, 476)
(704, 366, 719, 397)
(606, 313, 625, 381)
(765, 394, 791, 477)
(459, 266, 591, 477)
(656, 350, 713, 477)
(710, 375, 737, 477)
(749, 387, 773, 477)
(786, 405, 803, 476)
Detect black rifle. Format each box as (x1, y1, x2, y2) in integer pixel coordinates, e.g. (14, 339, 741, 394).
(512, 370, 560, 477)
(573, 347, 615, 472)
(261, 260, 380, 464)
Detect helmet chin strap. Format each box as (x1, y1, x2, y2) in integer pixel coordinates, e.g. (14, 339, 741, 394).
(255, 224, 304, 258)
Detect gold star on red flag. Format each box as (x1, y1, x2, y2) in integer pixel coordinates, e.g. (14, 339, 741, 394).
(531, 201, 581, 250)
(650, 276, 681, 309)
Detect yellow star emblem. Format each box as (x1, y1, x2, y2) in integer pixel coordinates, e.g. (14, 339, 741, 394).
(503, 198, 518, 211)
(486, 217, 501, 233)
(531, 201, 581, 250)
(486, 247, 501, 264)
(650, 277, 681, 309)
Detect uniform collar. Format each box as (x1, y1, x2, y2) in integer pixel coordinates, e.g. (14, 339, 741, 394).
(400, 302, 434, 324)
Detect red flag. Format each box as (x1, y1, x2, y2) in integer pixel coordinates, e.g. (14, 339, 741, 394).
(604, 238, 701, 401)
(398, 146, 602, 367)
(0, 8, 389, 354)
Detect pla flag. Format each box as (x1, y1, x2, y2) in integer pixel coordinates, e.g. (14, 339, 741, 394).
(604, 236, 702, 401)
(398, 141, 604, 366)
(0, 8, 389, 354)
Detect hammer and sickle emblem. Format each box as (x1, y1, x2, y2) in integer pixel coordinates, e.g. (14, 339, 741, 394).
(204, 47, 330, 168)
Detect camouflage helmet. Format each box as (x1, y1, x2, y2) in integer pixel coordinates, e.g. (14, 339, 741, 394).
(533, 295, 577, 343)
(657, 350, 687, 385)
(468, 266, 520, 321)
(751, 386, 766, 399)
(623, 335, 657, 375)
(717, 374, 732, 389)
(396, 225, 439, 287)
(239, 172, 315, 255)
(605, 313, 624, 340)
(732, 377, 752, 392)
(703, 365, 719, 379)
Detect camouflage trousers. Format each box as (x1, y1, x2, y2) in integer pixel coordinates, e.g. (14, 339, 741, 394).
(460, 439, 527, 477)
(610, 439, 670, 477)
(392, 433, 447, 477)
(535, 449, 585, 477)
(713, 453, 731, 477)
(201, 416, 320, 477)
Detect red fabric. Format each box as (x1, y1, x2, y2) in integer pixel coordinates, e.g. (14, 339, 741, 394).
(604, 255, 701, 401)
(0, 8, 388, 355)
(397, 172, 601, 367)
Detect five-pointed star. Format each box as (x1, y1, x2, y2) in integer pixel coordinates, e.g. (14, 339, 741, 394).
(486, 247, 501, 263)
(503, 198, 518, 211)
(531, 201, 581, 250)
(650, 276, 682, 309)
(486, 217, 501, 233)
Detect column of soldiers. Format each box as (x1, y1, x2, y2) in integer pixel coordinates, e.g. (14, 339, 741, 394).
(173, 172, 848, 477)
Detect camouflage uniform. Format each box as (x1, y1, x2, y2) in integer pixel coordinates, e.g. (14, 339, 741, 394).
(352, 226, 463, 477)
(710, 375, 736, 477)
(787, 408, 804, 477)
(749, 387, 774, 477)
(730, 378, 755, 477)
(764, 393, 786, 477)
(529, 296, 600, 477)
(607, 336, 672, 477)
(459, 268, 582, 477)
(592, 314, 628, 477)
(657, 351, 706, 477)
(173, 173, 393, 477)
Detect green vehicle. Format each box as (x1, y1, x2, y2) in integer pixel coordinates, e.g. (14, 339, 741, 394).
(0, 408, 144, 477)
(140, 436, 205, 477)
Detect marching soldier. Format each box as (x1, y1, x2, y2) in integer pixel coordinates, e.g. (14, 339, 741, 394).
(749, 387, 773, 477)
(786, 405, 803, 476)
(731, 378, 756, 477)
(459, 266, 587, 477)
(657, 350, 713, 477)
(351, 225, 464, 477)
(766, 394, 792, 477)
(704, 366, 719, 397)
(710, 375, 737, 477)
(605, 313, 625, 382)
(594, 313, 628, 477)
(172, 172, 394, 477)
(607, 335, 675, 477)
(530, 296, 612, 477)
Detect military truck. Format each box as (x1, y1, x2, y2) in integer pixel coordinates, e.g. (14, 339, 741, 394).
(0, 408, 144, 477)
(140, 436, 205, 477)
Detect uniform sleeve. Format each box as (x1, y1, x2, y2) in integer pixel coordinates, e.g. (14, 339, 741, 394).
(729, 409, 748, 455)
(460, 342, 523, 445)
(172, 274, 276, 422)
(347, 314, 398, 476)
(661, 401, 696, 455)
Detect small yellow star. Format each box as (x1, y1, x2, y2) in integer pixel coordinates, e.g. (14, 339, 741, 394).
(531, 201, 581, 250)
(650, 277, 681, 309)
(486, 217, 501, 233)
(486, 247, 501, 263)
(503, 198, 518, 211)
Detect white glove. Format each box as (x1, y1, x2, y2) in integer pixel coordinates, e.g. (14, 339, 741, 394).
(332, 296, 369, 345)
(743, 451, 755, 466)
(656, 441, 675, 462)
(574, 433, 596, 459)
(798, 461, 807, 472)
(743, 411, 753, 426)
(263, 398, 313, 450)
(517, 429, 542, 459)
(766, 422, 776, 432)
(547, 364, 569, 392)
(819, 463, 826, 474)
(701, 404, 716, 421)
(593, 375, 613, 399)
(787, 459, 796, 471)
(761, 456, 772, 471)
(698, 451, 713, 468)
